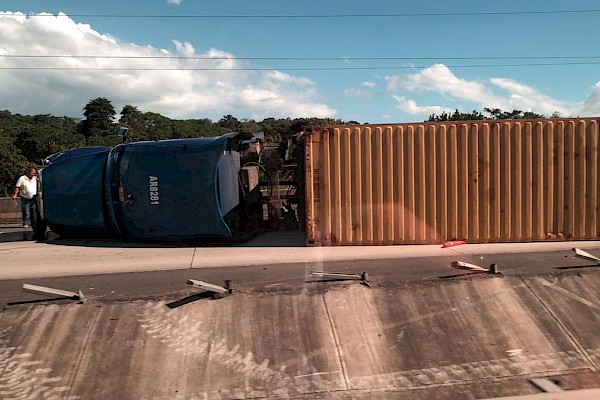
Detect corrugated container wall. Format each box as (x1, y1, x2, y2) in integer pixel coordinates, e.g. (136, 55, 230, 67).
(304, 118, 600, 246)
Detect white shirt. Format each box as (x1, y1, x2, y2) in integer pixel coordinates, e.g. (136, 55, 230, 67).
(16, 175, 37, 199)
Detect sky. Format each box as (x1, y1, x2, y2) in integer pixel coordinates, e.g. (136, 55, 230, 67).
(1, 0, 600, 123)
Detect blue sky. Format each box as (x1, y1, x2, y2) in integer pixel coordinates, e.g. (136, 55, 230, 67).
(1, 0, 599, 123)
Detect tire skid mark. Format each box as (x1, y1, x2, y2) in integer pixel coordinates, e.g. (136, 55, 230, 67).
(525, 278, 600, 371)
(0, 332, 80, 400)
(137, 301, 597, 398)
(352, 348, 592, 389)
(137, 302, 341, 396)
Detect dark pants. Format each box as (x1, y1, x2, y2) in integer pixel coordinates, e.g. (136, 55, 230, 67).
(21, 197, 33, 226)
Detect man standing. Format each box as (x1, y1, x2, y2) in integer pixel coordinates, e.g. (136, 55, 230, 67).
(12, 167, 37, 228)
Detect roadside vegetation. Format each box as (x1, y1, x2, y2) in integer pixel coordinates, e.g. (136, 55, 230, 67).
(0, 97, 554, 196)
(0, 97, 354, 196)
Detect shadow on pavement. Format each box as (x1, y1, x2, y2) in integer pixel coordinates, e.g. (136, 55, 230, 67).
(557, 264, 600, 270)
(0, 227, 306, 248)
(438, 271, 488, 279)
(166, 292, 216, 309)
(7, 297, 76, 306)
(0, 230, 35, 243)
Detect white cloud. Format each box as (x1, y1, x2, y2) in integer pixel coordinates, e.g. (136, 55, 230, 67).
(362, 81, 376, 88)
(344, 87, 371, 100)
(0, 12, 335, 119)
(393, 96, 454, 116)
(167, 0, 182, 5)
(172, 40, 196, 57)
(263, 70, 314, 86)
(386, 64, 505, 108)
(578, 82, 600, 117)
(385, 63, 599, 118)
(489, 78, 571, 115)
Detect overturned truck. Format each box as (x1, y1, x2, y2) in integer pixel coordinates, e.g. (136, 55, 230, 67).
(35, 132, 274, 242)
(35, 117, 600, 246)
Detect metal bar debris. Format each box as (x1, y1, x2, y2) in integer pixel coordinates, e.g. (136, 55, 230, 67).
(450, 261, 488, 273)
(308, 271, 369, 286)
(310, 271, 368, 281)
(22, 284, 85, 302)
(187, 279, 232, 299)
(529, 378, 564, 393)
(450, 261, 500, 275)
(572, 248, 600, 264)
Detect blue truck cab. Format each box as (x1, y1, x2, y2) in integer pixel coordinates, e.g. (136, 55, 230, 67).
(37, 132, 264, 241)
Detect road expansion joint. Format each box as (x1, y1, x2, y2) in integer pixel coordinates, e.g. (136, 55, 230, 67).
(321, 294, 350, 389)
(64, 306, 102, 399)
(190, 247, 197, 269)
(521, 277, 600, 372)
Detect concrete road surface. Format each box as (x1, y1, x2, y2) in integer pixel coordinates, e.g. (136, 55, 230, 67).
(2, 226, 600, 280)
(2, 227, 600, 399)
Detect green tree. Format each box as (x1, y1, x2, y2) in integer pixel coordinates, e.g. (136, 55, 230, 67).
(0, 106, 371, 194)
(14, 115, 82, 164)
(483, 108, 545, 119)
(78, 97, 116, 138)
(428, 109, 486, 122)
(120, 104, 141, 120)
(259, 117, 294, 142)
(288, 117, 344, 135)
(218, 114, 240, 132)
(0, 137, 30, 196)
(428, 108, 547, 122)
(238, 118, 262, 134)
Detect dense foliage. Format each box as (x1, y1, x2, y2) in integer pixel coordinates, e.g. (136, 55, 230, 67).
(0, 98, 351, 195)
(1, 97, 553, 196)
(427, 107, 554, 121)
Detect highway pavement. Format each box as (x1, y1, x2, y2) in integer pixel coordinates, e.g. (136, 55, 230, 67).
(2, 225, 600, 399)
(2, 224, 600, 306)
(3, 225, 600, 280)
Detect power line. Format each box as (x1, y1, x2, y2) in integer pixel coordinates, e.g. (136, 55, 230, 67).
(2, 55, 600, 61)
(3, 61, 600, 71)
(3, 9, 600, 18)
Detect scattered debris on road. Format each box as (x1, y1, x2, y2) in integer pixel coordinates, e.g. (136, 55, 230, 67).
(450, 261, 500, 275)
(572, 248, 600, 265)
(187, 279, 232, 299)
(307, 271, 370, 287)
(442, 240, 466, 248)
(529, 378, 564, 393)
(22, 283, 85, 303)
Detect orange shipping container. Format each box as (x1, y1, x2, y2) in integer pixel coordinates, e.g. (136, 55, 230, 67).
(304, 118, 600, 246)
